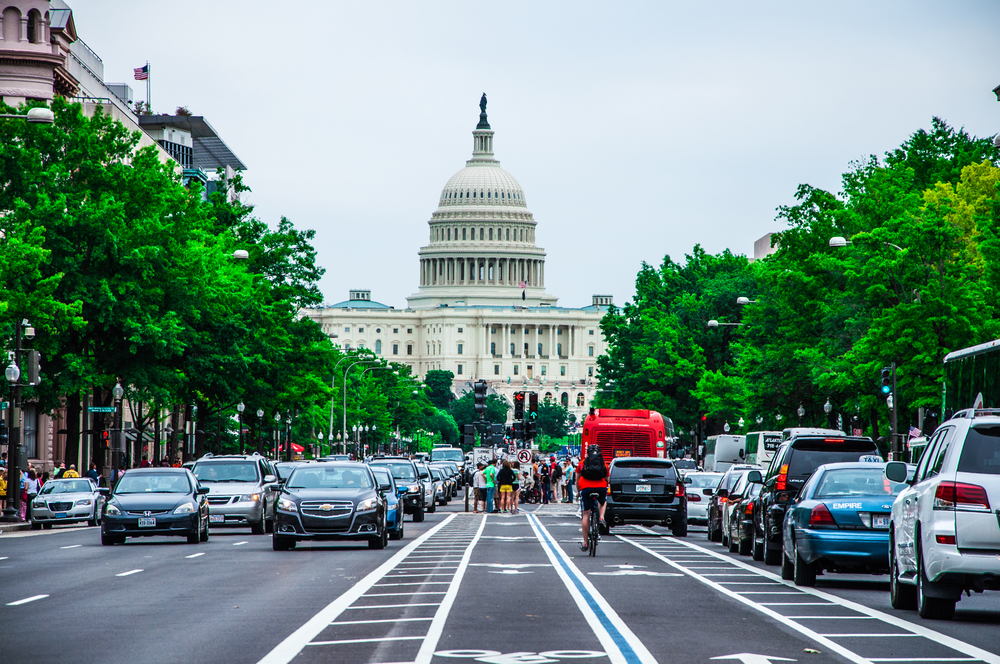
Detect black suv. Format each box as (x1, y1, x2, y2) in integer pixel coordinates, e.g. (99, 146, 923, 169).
(605, 457, 687, 537)
(753, 428, 879, 565)
(369, 456, 426, 522)
(706, 464, 760, 543)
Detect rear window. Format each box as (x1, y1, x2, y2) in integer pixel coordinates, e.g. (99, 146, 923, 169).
(787, 439, 878, 479)
(813, 468, 906, 498)
(673, 459, 697, 470)
(431, 448, 464, 462)
(192, 461, 259, 482)
(958, 426, 1000, 475)
(610, 462, 676, 481)
(686, 474, 722, 489)
(372, 462, 415, 480)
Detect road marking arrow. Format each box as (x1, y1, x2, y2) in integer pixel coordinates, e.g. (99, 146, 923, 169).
(712, 654, 797, 664)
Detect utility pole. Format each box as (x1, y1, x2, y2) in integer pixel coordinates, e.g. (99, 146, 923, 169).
(890, 363, 899, 461)
(1, 320, 23, 522)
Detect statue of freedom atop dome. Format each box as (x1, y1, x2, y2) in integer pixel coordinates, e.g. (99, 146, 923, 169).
(477, 93, 490, 129)
(480, 93, 487, 113)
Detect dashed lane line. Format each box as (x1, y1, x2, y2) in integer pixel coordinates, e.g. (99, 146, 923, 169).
(620, 535, 1000, 664)
(59, 544, 82, 549)
(233, 541, 248, 546)
(527, 513, 656, 664)
(186, 552, 205, 559)
(116, 569, 143, 577)
(6, 595, 48, 606)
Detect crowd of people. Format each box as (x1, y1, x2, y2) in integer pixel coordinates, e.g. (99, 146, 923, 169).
(470, 454, 579, 514)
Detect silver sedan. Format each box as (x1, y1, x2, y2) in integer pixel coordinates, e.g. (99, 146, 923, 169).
(31, 478, 105, 530)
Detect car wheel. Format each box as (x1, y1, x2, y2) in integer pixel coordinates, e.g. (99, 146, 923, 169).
(728, 529, 739, 552)
(88, 507, 99, 528)
(31, 521, 41, 531)
(721, 526, 729, 548)
(413, 504, 425, 522)
(890, 533, 917, 610)
(187, 530, 200, 544)
(793, 541, 816, 587)
(781, 549, 794, 580)
(43, 523, 53, 530)
(738, 533, 752, 556)
(752, 536, 764, 562)
(200, 519, 209, 542)
(250, 516, 265, 535)
(917, 537, 956, 620)
(427, 498, 436, 513)
(101, 531, 118, 546)
(390, 519, 404, 540)
(265, 518, 274, 534)
(369, 526, 387, 550)
(272, 535, 291, 551)
(672, 521, 687, 538)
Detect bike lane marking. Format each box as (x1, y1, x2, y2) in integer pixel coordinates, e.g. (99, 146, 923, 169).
(619, 536, 1000, 664)
(527, 513, 656, 664)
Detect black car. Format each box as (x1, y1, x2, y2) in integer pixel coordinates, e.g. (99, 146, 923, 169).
(99, 468, 210, 545)
(369, 457, 426, 522)
(605, 457, 687, 537)
(706, 464, 760, 543)
(272, 462, 387, 551)
(753, 428, 879, 565)
(728, 480, 762, 556)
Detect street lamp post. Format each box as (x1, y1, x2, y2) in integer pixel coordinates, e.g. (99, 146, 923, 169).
(352, 424, 358, 458)
(236, 401, 246, 453)
(797, 403, 805, 426)
(285, 411, 293, 461)
(112, 381, 125, 477)
(824, 398, 833, 429)
(342, 358, 378, 453)
(256, 408, 264, 454)
(1, 320, 24, 522)
(273, 412, 281, 460)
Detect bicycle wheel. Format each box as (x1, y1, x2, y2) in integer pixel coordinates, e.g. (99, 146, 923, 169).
(588, 508, 598, 556)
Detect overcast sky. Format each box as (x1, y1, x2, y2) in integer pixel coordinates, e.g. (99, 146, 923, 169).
(72, 1, 1000, 309)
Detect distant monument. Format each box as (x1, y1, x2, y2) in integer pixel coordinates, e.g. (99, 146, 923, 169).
(477, 92, 490, 129)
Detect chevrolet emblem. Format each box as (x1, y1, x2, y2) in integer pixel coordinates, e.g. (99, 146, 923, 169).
(320, 504, 333, 511)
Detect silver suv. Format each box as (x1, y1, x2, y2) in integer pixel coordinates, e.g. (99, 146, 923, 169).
(191, 454, 278, 534)
(886, 408, 1000, 619)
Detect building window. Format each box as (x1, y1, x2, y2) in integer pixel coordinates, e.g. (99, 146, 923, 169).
(359, 327, 364, 333)
(489, 228, 493, 240)
(490, 342, 495, 355)
(561, 392, 569, 408)
(458, 327, 463, 333)
(490, 328, 496, 334)
(557, 343, 562, 356)
(577, 393, 585, 407)
(494, 365, 500, 375)
(545, 392, 553, 401)
(393, 344, 399, 355)
(407, 328, 413, 334)
(393, 328, 398, 334)
(557, 328, 563, 335)
(376, 328, 381, 333)
(447, 228, 451, 240)
(588, 367, 593, 377)
(589, 329, 594, 335)
(375, 340, 382, 354)
(345, 344, 351, 350)
(510, 343, 515, 355)
(407, 344, 413, 355)
(457, 364, 463, 375)
(457, 343, 463, 355)
(537, 343, 543, 356)
(506, 229, 510, 240)
(541, 366, 547, 376)
(524, 343, 529, 354)
(588, 346, 595, 357)
(345, 327, 350, 332)
(560, 365, 566, 376)
(514, 365, 519, 375)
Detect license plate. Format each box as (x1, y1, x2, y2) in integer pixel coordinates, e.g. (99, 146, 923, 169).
(210, 515, 225, 523)
(138, 518, 156, 528)
(55, 512, 68, 518)
(635, 485, 651, 492)
(873, 515, 890, 529)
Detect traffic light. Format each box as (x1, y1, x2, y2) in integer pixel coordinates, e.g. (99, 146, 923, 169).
(24, 349, 41, 386)
(513, 391, 525, 419)
(512, 422, 524, 439)
(101, 430, 110, 450)
(474, 380, 488, 417)
(526, 420, 538, 440)
(462, 424, 476, 436)
(0, 422, 7, 446)
(528, 392, 538, 421)
(880, 367, 892, 394)
(489, 423, 504, 447)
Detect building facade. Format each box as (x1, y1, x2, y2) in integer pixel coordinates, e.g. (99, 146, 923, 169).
(302, 100, 610, 422)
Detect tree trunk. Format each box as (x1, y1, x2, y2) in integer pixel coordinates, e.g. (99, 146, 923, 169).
(170, 407, 180, 465)
(153, 407, 160, 466)
(64, 392, 81, 470)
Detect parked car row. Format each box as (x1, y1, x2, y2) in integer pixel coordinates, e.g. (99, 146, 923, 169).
(699, 416, 1000, 622)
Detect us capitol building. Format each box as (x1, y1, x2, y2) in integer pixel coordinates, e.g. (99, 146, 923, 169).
(302, 97, 611, 421)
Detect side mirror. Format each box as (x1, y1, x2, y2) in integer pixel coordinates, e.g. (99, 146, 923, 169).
(885, 461, 908, 484)
(739, 449, 745, 459)
(717, 488, 729, 498)
(746, 470, 763, 484)
(702, 488, 713, 496)
(379, 482, 392, 492)
(264, 475, 276, 483)
(98, 487, 110, 496)
(684, 477, 693, 484)
(197, 486, 210, 495)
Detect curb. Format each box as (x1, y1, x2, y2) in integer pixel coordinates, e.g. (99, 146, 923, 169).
(0, 521, 33, 534)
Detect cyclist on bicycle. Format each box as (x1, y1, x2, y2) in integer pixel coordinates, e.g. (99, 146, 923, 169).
(577, 444, 608, 551)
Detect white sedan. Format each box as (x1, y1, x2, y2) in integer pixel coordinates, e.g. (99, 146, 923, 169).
(31, 478, 105, 529)
(684, 471, 722, 524)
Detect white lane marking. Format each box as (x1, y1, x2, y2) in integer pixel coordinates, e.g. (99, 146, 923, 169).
(365, 592, 448, 597)
(625, 537, 1000, 664)
(233, 541, 248, 546)
(186, 553, 205, 559)
(372, 582, 453, 587)
(60, 544, 82, 549)
(6, 595, 48, 606)
(383, 573, 456, 578)
(255, 514, 458, 664)
(332, 617, 434, 625)
(870, 660, 981, 662)
(0, 556, 8, 560)
(345, 603, 441, 609)
(824, 634, 920, 638)
(760, 603, 836, 606)
(308, 636, 425, 646)
(116, 569, 143, 577)
(412, 517, 487, 664)
(786, 616, 875, 620)
(528, 514, 656, 664)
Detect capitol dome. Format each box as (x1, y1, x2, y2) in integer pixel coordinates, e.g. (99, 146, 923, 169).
(437, 165, 527, 209)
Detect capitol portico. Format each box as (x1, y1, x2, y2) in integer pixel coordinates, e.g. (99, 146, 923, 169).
(302, 97, 610, 422)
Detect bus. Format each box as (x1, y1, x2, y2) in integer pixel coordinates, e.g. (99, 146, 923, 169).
(580, 409, 668, 462)
(745, 431, 782, 467)
(943, 338, 1000, 417)
(704, 434, 746, 472)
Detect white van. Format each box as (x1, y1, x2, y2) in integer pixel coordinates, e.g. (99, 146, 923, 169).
(704, 435, 746, 472)
(744, 431, 782, 467)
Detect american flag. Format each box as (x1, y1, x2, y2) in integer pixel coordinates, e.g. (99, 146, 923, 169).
(908, 426, 922, 439)
(518, 281, 526, 289)
(134, 65, 148, 81)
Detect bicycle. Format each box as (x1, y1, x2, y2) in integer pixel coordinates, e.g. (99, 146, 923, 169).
(587, 500, 599, 557)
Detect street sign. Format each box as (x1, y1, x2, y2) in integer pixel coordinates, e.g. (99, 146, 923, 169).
(508, 443, 516, 454)
(0, 401, 7, 410)
(516, 449, 532, 464)
(89, 406, 115, 413)
(473, 446, 492, 468)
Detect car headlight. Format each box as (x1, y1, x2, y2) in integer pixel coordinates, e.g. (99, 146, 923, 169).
(105, 504, 121, 515)
(75, 499, 93, 506)
(173, 502, 196, 514)
(33, 499, 45, 507)
(278, 498, 298, 513)
(357, 498, 378, 512)
(241, 493, 261, 503)
(407, 485, 420, 493)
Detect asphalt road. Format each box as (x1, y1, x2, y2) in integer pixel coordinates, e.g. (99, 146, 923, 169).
(2, 500, 999, 664)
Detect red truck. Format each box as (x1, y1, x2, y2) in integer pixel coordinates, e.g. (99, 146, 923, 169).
(580, 408, 669, 461)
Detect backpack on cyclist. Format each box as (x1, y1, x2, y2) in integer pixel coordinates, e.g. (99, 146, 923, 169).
(581, 450, 607, 480)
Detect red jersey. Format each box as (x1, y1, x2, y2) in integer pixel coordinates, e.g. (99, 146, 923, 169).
(576, 460, 608, 489)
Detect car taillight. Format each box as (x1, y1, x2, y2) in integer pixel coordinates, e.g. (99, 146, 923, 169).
(745, 501, 754, 515)
(675, 482, 685, 498)
(775, 464, 788, 491)
(718, 497, 728, 504)
(808, 504, 837, 527)
(934, 482, 991, 511)
(936, 534, 956, 545)
(688, 494, 701, 502)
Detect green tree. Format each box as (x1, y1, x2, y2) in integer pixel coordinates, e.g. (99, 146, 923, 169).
(423, 369, 455, 410)
(536, 399, 570, 437)
(451, 392, 509, 430)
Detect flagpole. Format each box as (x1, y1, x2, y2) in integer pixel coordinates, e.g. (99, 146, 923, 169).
(146, 60, 150, 112)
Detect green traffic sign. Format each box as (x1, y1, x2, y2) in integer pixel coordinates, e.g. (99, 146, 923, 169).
(89, 406, 115, 413)
(0, 401, 8, 410)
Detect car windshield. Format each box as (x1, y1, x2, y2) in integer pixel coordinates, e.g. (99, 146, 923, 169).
(40, 480, 92, 495)
(431, 448, 464, 462)
(373, 463, 415, 480)
(958, 426, 1000, 475)
(673, 459, 697, 469)
(115, 473, 190, 494)
(192, 461, 259, 483)
(275, 463, 299, 480)
(813, 468, 906, 497)
(724, 470, 749, 491)
(287, 467, 373, 490)
(686, 474, 722, 489)
(610, 462, 676, 480)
